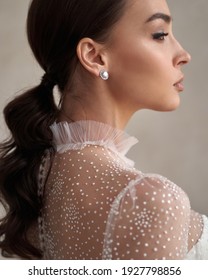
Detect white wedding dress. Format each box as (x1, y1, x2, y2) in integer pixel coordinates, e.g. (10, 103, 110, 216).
(36, 120, 208, 260)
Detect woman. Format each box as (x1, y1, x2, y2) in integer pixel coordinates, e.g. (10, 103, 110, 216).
(0, 0, 207, 260)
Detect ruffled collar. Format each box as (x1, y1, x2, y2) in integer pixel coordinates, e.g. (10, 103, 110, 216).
(50, 120, 138, 157)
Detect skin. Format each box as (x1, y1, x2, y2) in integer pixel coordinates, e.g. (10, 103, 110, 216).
(59, 0, 191, 129)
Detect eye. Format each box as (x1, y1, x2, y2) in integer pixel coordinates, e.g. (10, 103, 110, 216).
(152, 32, 169, 41)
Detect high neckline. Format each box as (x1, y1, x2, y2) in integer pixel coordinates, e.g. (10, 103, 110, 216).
(50, 120, 138, 156)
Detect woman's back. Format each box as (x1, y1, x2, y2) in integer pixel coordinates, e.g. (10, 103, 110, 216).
(39, 121, 139, 259)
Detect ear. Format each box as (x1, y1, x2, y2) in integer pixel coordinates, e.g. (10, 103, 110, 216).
(76, 38, 108, 77)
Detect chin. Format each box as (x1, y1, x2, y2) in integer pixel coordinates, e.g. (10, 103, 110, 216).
(164, 93, 181, 111)
(168, 99, 181, 111)
(153, 98, 181, 112)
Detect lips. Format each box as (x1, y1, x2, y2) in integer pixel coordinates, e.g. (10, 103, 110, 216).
(173, 77, 184, 91)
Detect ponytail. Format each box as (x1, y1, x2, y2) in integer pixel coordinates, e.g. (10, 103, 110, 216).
(0, 82, 58, 259)
(0, 0, 127, 259)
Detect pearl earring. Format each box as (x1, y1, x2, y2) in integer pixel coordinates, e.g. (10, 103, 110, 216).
(99, 70, 109, 80)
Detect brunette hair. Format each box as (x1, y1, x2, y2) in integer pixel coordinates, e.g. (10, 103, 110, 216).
(0, 0, 127, 259)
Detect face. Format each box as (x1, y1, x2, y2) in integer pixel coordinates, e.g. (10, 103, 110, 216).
(106, 0, 191, 112)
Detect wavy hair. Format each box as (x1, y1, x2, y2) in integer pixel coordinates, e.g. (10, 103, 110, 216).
(0, 0, 126, 259)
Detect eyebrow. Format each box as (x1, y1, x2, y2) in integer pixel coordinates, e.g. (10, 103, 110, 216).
(145, 13, 172, 24)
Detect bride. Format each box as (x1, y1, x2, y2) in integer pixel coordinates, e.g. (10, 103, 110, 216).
(0, 0, 207, 259)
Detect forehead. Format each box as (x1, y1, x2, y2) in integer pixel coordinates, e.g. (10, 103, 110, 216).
(123, 0, 171, 24)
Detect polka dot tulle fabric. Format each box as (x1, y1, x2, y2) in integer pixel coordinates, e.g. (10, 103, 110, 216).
(35, 121, 208, 259)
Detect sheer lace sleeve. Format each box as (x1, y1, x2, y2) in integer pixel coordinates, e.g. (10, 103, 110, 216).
(102, 175, 191, 260)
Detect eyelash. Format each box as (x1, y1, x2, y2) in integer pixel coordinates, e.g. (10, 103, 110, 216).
(152, 32, 169, 41)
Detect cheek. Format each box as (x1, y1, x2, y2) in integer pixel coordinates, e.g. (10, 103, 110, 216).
(110, 44, 170, 85)
(108, 46, 178, 111)
(110, 46, 145, 75)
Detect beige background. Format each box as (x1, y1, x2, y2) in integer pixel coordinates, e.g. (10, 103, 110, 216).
(0, 0, 208, 259)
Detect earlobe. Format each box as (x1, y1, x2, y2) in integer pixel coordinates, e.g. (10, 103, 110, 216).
(76, 38, 107, 77)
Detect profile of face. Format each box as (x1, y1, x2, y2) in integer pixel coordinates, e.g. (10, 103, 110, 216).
(101, 0, 191, 113)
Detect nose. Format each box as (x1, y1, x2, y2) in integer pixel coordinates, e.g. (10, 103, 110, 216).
(173, 40, 191, 68)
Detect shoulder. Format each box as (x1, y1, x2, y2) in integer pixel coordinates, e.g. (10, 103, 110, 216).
(120, 173, 190, 207)
(110, 173, 191, 225)
(103, 173, 191, 259)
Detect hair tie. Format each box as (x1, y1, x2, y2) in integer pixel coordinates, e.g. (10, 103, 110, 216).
(41, 73, 56, 91)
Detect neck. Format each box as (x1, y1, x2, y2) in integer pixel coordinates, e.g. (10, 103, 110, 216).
(58, 84, 134, 130)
